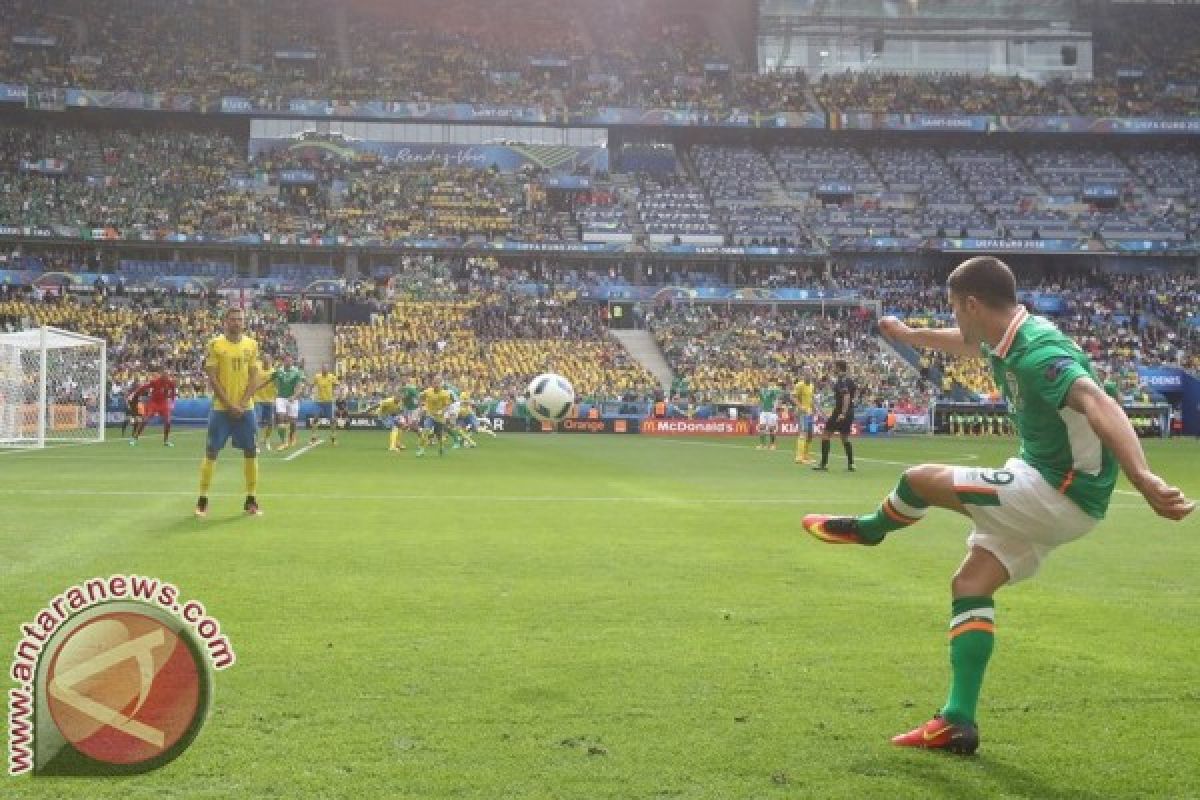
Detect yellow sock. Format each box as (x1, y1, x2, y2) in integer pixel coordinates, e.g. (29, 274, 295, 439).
(243, 458, 258, 496)
(199, 458, 216, 495)
(801, 438, 811, 459)
(389, 429, 399, 448)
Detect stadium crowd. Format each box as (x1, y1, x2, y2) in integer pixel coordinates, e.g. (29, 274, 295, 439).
(2, 0, 1199, 115)
(647, 303, 931, 409)
(5, 124, 1199, 253)
(0, 286, 299, 401)
(335, 291, 657, 405)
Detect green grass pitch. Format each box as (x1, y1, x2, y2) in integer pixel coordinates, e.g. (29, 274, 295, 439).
(2, 430, 1198, 799)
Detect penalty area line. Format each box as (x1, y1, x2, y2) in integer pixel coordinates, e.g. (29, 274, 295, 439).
(283, 440, 322, 462)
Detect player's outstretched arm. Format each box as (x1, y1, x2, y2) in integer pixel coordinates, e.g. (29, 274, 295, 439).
(1066, 377, 1195, 521)
(879, 316, 980, 359)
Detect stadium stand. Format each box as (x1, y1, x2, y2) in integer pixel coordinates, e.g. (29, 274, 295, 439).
(0, 290, 299, 398)
(648, 304, 926, 408)
(2, 1, 1200, 426)
(335, 293, 658, 405)
(1, 0, 1199, 117)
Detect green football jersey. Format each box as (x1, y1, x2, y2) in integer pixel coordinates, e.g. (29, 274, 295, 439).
(1103, 379, 1120, 402)
(984, 310, 1117, 519)
(273, 366, 305, 398)
(401, 384, 420, 411)
(759, 387, 782, 412)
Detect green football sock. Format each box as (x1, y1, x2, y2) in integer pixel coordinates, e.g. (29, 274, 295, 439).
(941, 596, 995, 725)
(854, 475, 929, 542)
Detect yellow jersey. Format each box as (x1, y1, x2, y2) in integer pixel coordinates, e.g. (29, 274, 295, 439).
(420, 387, 454, 416)
(376, 397, 402, 417)
(313, 372, 338, 402)
(794, 381, 814, 413)
(205, 334, 259, 411)
(254, 365, 277, 403)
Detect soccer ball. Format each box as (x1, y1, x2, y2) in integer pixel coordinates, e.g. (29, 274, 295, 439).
(526, 373, 575, 422)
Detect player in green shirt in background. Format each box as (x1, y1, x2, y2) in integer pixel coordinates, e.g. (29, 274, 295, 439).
(272, 354, 306, 449)
(1101, 368, 1122, 403)
(756, 381, 783, 450)
(802, 256, 1193, 755)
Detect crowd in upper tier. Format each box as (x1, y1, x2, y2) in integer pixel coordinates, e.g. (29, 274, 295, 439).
(4, 125, 1199, 251)
(2, 0, 1199, 116)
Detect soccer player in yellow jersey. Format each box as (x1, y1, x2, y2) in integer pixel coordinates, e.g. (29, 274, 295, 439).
(793, 375, 816, 464)
(196, 307, 262, 518)
(254, 356, 278, 452)
(417, 374, 454, 457)
(370, 394, 406, 452)
(310, 364, 339, 447)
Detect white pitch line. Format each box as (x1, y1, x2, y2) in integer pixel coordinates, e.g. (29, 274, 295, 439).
(282, 440, 322, 461)
(0, 487, 1150, 510)
(0, 440, 115, 456)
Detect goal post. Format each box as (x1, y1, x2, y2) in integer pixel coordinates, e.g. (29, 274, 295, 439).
(0, 326, 106, 449)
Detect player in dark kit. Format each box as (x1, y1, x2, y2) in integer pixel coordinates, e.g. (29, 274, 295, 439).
(121, 384, 146, 438)
(813, 360, 856, 471)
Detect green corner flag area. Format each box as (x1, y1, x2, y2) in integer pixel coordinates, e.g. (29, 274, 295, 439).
(3, 432, 1197, 799)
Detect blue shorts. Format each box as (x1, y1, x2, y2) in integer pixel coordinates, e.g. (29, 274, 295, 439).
(459, 414, 478, 432)
(803, 414, 815, 434)
(256, 402, 275, 426)
(317, 402, 335, 423)
(422, 415, 445, 435)
(207, 410, 258, 453)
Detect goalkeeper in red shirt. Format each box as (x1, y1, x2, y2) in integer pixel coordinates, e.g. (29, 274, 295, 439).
(129, 368, 178, 447)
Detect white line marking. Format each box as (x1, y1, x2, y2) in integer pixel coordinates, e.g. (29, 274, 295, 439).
(0, 441, 109, 456)
(283, 440, 322, 461)
(0, 487, 1149, 510)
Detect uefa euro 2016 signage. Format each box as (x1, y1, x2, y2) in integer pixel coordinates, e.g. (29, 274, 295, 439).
(1137, 367, 1184, 390)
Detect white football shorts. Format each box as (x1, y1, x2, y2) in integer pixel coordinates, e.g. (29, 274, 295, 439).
(953, 457, 1098, 584)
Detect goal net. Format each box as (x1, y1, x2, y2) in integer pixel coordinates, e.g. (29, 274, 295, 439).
(0, 327, 106, 448)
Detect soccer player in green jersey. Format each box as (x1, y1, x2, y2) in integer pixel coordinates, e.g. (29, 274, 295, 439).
(756, 381, 783, 450)
(272, 355, 306, 449)
(802, 256, 1194, 755)
(401, 379, 420, 425)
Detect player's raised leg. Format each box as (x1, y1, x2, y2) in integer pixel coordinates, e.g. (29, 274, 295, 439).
(803, 463, 949, 544)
